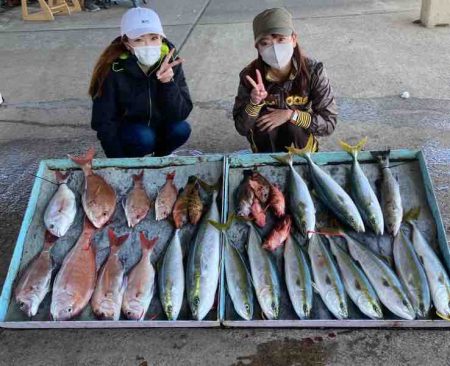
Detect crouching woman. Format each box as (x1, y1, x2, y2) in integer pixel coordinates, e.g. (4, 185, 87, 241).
(89, 7, 192, 158)
(233, 8, 337, 152)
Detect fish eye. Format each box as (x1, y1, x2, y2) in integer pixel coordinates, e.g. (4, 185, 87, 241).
(67, 307, 72, 313)
(167, 305, 173, 312)
(340, 302, 345, 310)
(127, 311, 132, 316)
(49, 224, 54, 229)
(103, 211, 108, 216)
(271, 302, 277, 310)
(194, 297, 200, 306)
(373, 304, 379, 313)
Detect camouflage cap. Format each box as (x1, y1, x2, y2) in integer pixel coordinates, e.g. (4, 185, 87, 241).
(253, 8, 294, 43)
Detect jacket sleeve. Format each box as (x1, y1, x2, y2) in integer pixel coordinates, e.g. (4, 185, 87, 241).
(308, 63, 338, 136)
(91, 72, 124, 158)
(232, 72, 263, 136)
(157, 63, 193, 122)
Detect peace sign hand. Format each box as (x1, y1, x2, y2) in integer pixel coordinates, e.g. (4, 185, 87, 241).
(245, 69, 267, 105)
(156, 48, 184, 83)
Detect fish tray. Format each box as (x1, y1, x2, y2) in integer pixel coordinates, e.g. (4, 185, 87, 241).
(220, 149, 450, 328)
(0, 155, 225, 329)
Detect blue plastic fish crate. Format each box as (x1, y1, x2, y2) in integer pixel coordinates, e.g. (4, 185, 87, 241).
(220, 149, 450, 328)
(0, 155, 225, 329)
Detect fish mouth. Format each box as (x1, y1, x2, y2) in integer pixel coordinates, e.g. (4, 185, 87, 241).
(123, 306, 145, 321)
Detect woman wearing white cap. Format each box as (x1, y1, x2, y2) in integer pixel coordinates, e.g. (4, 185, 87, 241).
(89, 7, 192, 158)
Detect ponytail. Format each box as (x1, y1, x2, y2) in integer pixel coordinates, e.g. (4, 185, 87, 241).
(88, 36, 129, 98)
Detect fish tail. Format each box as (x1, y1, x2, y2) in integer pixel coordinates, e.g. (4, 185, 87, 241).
(403, 208, 421, 223)
(67, 147, 95, 169)
(209, 214, 235, 232)
(82, 216, 97, 232)
(166, 171, 176, 180)
(132, 170, 144, 183)
(437, 311, 450, 321)
(54, 171, 70, 184)
(339, 137, 368, 158)
(43, 230, 58, 250)
(108, 228, 129, 251)
(198, 177, 221, 193)
(370, 150, 390, 167)
(271, 153, 293, 166)
(139, 232, 159, 251)
(285, 134, 316, 157)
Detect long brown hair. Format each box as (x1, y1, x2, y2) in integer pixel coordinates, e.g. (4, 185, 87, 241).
(89, 36, 128, 98)
(244, 42, 311, 94)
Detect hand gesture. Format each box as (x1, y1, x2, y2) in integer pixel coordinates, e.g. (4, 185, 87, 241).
(256, 107, 292, 132)
(156, 48, 184, 83)
(245, 69, 267, 105)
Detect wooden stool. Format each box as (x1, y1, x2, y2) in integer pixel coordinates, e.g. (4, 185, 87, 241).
(21, 0, 81, 21)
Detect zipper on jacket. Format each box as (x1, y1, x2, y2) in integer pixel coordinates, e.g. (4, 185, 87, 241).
(147, 78, 152, 126)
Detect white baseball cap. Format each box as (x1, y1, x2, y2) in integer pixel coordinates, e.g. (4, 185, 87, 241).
(120, 7, 165, 40)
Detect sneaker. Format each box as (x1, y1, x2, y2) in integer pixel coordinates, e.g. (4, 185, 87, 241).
(84, 3, 100, 11)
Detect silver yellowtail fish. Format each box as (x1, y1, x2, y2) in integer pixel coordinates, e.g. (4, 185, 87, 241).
(371, 151, 403, 236)
(247, 223, 280, 320)
(210, 216, 254, 321)
(284, 234, 313, 319)
(288, 135, 365, 233)
(91, 228, 129, 321)
(393, 229, 430, 318)
(158, 229, 185, 321)
(345, 233, 415, 320)
(44, 171, 77, 237)
(308, 234, 348, 319)
(340, 138, 384, 235)
(186, 189, 221, 320)
(122, 233, 158, 320)
(15, 231, 58, 317)
(328, 236, 383, 319)
(272, 152, 316, 238)
(409, 220, 450, 320)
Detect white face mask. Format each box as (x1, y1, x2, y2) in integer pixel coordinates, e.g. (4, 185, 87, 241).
(260, 42, 294, 70)
(133, 45, 161, 67)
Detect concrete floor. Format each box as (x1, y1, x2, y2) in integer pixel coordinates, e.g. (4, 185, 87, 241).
(1, 0, 450, 364)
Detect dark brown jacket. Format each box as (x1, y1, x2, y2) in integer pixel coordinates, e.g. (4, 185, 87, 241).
(232, 56, 337, 152)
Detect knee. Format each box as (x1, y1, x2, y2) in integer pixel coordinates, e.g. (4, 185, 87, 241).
(120, 124, 157, 156)
(169, 120, 191, 143)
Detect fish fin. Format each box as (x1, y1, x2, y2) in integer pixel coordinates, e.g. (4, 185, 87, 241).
(67, 147, 95, 168)
(285, 134, 315, 156)
(108, 228, 129, 249)
(311, 282, 320, 294)
(436, 311, 450, 321)
(403, 208, 421, 223)
(209, 214, 235, 232)
(139, 232, 159, 251)
(43, 231, 58, 250)
(54, 171, 70, 184)
(339, 137, 368, 158)
(132, 170, 144, 183)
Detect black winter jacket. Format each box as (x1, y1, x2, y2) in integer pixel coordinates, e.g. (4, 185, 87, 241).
(91, 41, 193, 158)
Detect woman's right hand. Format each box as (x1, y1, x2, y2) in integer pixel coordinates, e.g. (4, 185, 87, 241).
(246, 69, 267, 105)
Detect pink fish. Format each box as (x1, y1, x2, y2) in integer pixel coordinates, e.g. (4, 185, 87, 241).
(155, 172, 178, 221)
(15, 231, 58, 317)
(262, 215, 292, 252)
(91, 228, 129, 320)
(123, 171, 151, 228)
(68, 148, 116, 229)
(50, 217, 98, 320)
(122, 233, 159, 320)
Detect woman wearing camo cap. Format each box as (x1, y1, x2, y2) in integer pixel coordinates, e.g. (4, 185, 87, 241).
(233, 8, 337, 152)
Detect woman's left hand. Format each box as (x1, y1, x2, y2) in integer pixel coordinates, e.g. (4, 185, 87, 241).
(256, 108, 292, 132)
(157, 48, 184, 83)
